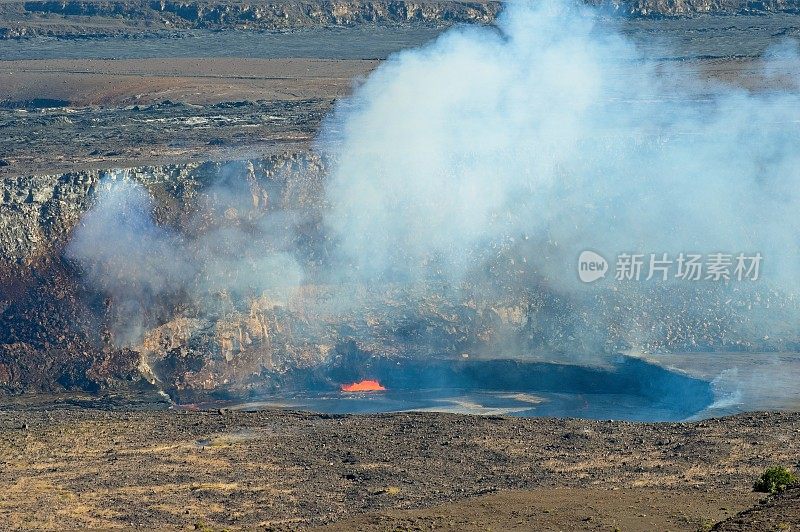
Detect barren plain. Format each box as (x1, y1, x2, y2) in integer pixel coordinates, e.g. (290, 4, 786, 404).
(3, 402, 800, 530)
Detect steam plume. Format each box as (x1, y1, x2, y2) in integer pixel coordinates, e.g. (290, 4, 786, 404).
(318, 0, 800, 353)
(66, 170, 304, 347)
(66, 0, 800, 401)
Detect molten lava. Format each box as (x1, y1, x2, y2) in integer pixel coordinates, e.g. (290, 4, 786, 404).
(340, 379, 386, 392)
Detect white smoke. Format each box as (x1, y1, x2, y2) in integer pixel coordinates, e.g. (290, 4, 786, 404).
(319, 0, 800, 293)
(66, 0, 800, 361)
(313, 0, 800, 358)
(66, 172, 304, 346)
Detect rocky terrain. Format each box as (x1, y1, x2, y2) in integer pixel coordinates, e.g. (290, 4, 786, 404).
(0, 99, 327, 176)
(1, 404, 799, 530)
(2, 52, 800, 403)
(714, 486, 800, 530)
(0, 0, 499, 38)
(5, 0, 800, 40)
(0, 58, 380, 177)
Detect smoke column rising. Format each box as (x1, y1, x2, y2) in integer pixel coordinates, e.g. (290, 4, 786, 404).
(319, 0, 800, 292)
(64, 0, 800, 410)
(66, 172, 304, 347)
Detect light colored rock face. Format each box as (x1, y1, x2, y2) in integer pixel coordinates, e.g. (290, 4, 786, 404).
(0, 154, 325, 271)
(0, 172, 97, 269)
(0, 153, 514, 399)
(5, 1, 500, 32)
(0, 0, 502, 38)
(147, 0, 502, 26)
(3, 0, 800, 38)
(0, 153, 338, 399)
(585, 0, 799, 15)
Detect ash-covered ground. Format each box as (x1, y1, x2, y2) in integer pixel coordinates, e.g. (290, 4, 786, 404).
(2, 400, 800, 531)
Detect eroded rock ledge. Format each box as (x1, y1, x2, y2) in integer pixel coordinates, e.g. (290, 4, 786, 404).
(0, 155, 539, 401)
(0, 155, 327, 399)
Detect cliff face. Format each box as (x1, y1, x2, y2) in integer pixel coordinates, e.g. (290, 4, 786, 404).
(0, 154, 533, 401)
(2, 151, 796, 400)
(147, 0, 502, 26)
(0, 155, 326, 398)
(3, 0, 800, 38)
(1, 1, 501, 38)
(588, 0, 800, 15)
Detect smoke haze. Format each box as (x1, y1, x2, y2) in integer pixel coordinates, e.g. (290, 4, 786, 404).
(317, 0, 800, 353)
(65, 0, 800, 407)
(320, 0, 800, 283)
(66, 170, 304, 347)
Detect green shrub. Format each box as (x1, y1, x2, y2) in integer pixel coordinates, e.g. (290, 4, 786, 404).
(753, 466, 798, 494)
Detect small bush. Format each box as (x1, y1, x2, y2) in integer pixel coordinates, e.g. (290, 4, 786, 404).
(753, 466, 798, 494)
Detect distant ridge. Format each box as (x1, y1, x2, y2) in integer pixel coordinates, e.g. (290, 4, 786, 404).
(3, 0, 800, 39)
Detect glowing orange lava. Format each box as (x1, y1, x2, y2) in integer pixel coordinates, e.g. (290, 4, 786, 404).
(340, 379, 386, 392)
